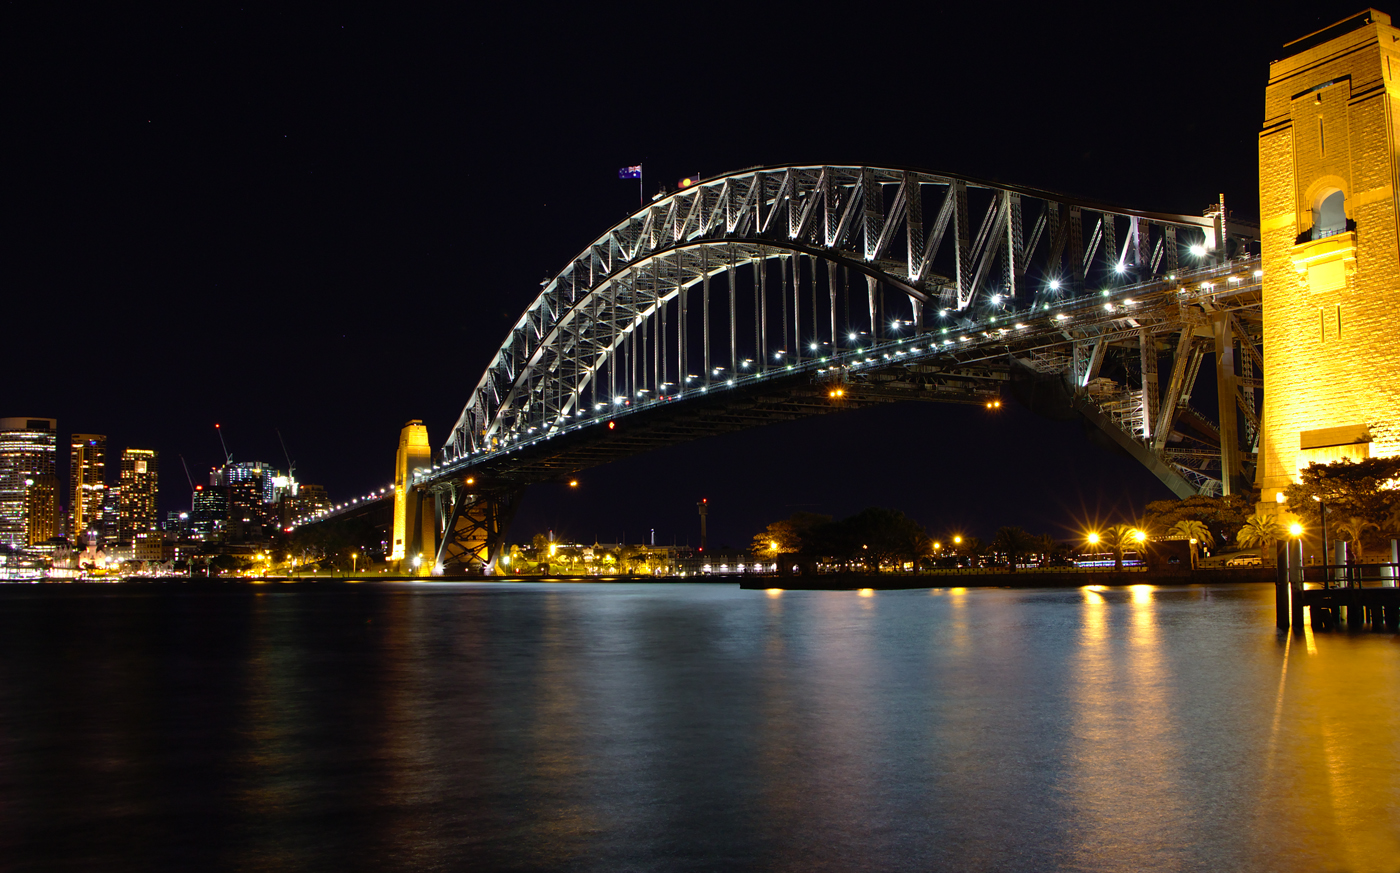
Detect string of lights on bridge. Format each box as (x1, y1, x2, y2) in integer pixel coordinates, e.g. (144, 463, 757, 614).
(413, 258, 1264, 488)
(289, 484, 396, 529)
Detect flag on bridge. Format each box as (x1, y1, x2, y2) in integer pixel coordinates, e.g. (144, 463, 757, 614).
(618, 165, 642, 179)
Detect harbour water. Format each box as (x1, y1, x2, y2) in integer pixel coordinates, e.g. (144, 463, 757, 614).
(1, 582, 1397, 871)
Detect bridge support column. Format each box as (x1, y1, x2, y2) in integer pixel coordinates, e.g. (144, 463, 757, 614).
(1211, 311, 1244, 495)
(392, 420, 434, 574)
(1258, 11, 1400, 513)
(433, 484, 522, 575)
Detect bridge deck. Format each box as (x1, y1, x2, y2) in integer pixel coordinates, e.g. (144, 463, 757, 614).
(417, 257, 1261, 493)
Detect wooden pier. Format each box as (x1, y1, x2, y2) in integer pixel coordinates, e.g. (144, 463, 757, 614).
(1275, 552, 1400, 632)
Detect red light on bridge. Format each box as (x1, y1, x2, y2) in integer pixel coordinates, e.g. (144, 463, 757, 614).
(607, 421, 616, 430)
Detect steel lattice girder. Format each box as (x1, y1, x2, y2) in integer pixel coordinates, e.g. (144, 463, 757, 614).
(443, 164, 1253, 465)
(433, 486, 521, 574)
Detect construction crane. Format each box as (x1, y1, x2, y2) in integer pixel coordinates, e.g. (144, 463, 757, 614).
(276, 428, 297, 489)
(214, 423, 232, 466)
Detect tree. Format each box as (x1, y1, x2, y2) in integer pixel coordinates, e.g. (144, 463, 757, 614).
(1144, 494, 1252, 553)
(1100, 524, 1143, 572)
(802, 508, 927, 571)
(1333, 516, 1380, 563)
(751, 511, 832, 560)
(1169, 519, 1213, 569)
(1283, 456, 1400, 538)
(991, 526, 1038, 571)
(1236, 513, 1283, 554)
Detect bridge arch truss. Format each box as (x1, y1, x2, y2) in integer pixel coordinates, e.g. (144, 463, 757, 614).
(445, 164, 1236, 464)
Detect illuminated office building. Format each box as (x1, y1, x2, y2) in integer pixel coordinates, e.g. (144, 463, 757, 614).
(190, 484, 228, 541)
(295, 483, 331, 519)
(212, 461, 278, 526)
(69, 434, 107, 541)
(118, 449, 159, 539)
(0, 418, 58, 548)
(101, 484, 121, 542)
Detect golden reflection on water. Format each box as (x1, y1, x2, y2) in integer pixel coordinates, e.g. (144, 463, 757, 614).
(1066, 584, 1190, 868)
(209, 583, 1400, 870)
(1257, 627, 1400, 869)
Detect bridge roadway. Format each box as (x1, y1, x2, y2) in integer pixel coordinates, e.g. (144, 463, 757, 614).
(414, 256, 1262, 498)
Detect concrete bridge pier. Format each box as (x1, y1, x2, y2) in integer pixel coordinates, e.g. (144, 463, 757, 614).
(392, 421, 436, 575)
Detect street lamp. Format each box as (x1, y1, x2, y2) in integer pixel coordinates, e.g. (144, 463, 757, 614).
(1087, 531, 1101, 546)
(351, 552, 358, 575)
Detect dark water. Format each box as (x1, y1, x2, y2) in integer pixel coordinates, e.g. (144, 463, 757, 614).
(1, 582, 1398, 872)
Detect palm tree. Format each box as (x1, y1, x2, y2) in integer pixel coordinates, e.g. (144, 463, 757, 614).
(1100, 524, 1142, 572)
(1333, 515, 1379, 563)
(1169, 519, 1213, 569)
(1236, 513, 1283, 557)
(991, 526, 1038, 572)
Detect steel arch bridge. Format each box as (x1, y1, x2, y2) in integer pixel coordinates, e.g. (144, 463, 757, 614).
(404, 164, 1262, 574)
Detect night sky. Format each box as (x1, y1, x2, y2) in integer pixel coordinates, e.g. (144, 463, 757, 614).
(8, 2, 1360, 548)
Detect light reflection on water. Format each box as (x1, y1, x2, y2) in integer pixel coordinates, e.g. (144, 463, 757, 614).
(0, 582, 1398, 871)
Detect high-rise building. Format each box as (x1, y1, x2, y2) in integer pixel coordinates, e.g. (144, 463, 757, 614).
(211, 461, 277, 527)
(0, 418, 58, 548)
(295, 483, 332, 520)
(101, 483, 121, 542)
(118, 449, 159, 539)
(190, 484, 229, 541)
(69, 434, 107, 541)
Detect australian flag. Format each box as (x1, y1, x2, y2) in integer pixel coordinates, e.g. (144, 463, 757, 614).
(618, 165, 642, 179)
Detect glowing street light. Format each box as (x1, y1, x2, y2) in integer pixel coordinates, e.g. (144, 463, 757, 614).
(1289, 522, 1304, 537)
(1087, 531, 1101, 546)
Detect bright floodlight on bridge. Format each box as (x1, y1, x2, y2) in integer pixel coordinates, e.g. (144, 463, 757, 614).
(1049, 279, 1061, 291)
(1190, 243, 1207, 257)
(1115, 261, 1126, 273)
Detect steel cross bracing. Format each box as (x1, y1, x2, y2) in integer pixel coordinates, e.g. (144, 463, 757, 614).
(437, 164, 1252, 470)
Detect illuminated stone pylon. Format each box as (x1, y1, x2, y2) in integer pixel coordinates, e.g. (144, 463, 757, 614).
(1258, 10, 1400, 509)
(391, 420, 435, 572)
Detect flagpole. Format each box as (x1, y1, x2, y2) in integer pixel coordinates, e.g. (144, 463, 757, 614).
(639, 165, 643, 208)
